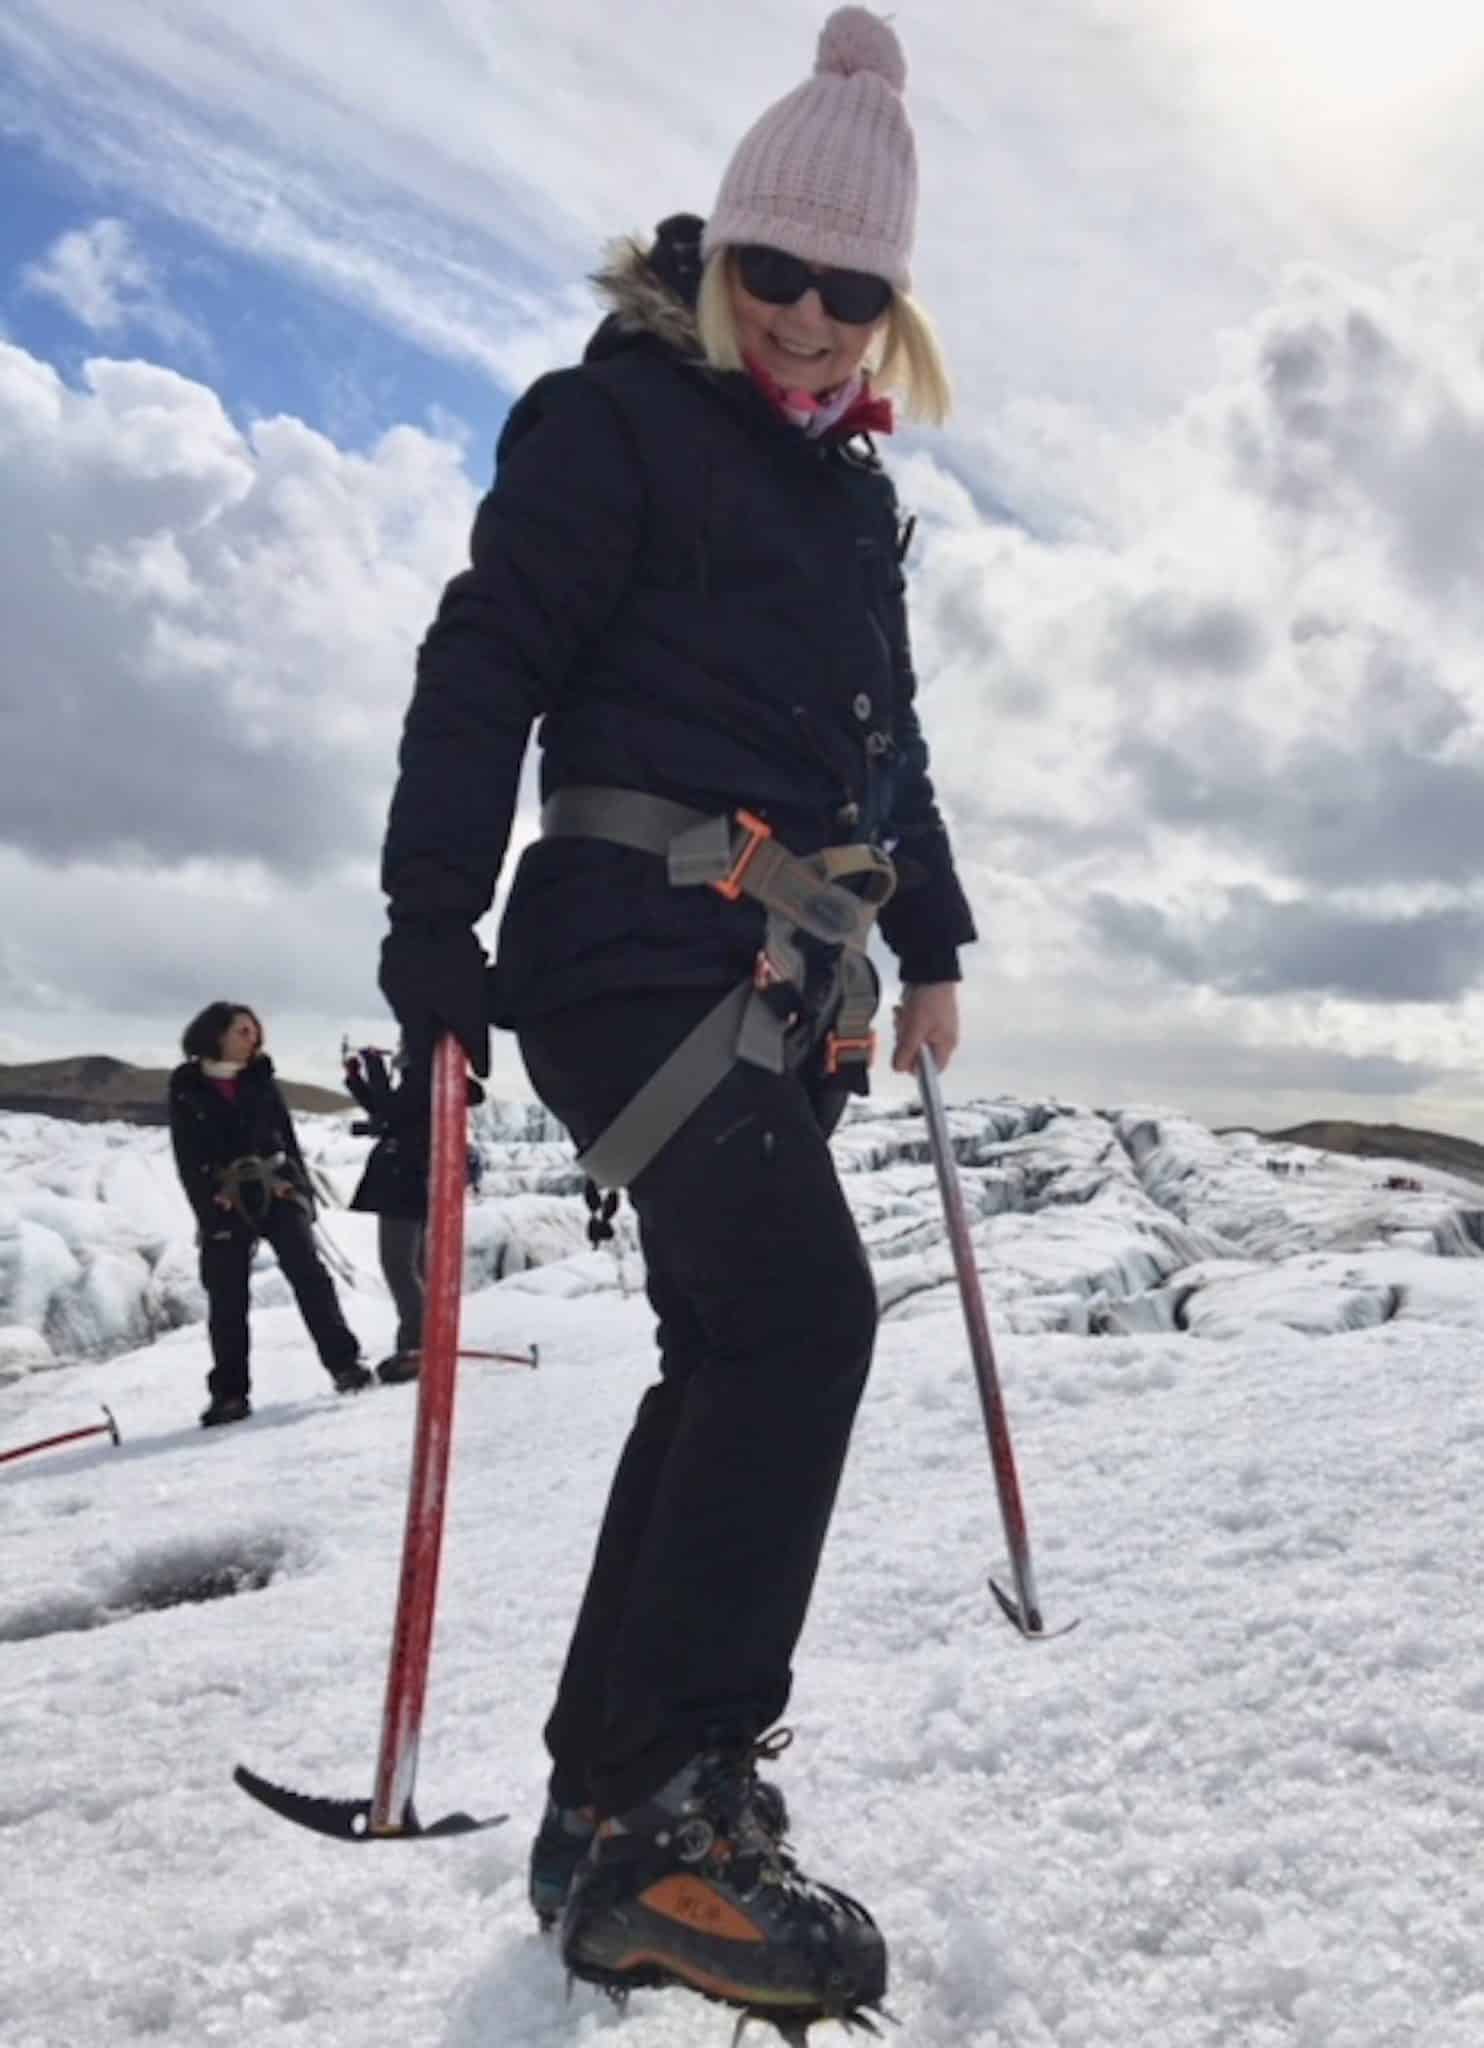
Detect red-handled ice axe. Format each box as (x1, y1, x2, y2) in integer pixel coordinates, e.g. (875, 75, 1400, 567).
(917, 1046, 1077, 1641)
(235, 1033, 505, 1840)
(459, 1346, 539, 1368)
(0, 1404, 121, 1468)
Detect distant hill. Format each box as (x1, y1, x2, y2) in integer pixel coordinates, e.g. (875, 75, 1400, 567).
(0, 1055, 350, 1127)
(1260, 1120, 1484, 1188)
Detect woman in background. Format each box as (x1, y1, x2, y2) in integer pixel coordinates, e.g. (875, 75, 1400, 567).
(169, 1002, 369, 1426)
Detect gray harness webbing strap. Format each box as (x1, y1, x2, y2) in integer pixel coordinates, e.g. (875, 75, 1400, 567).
(541, 785, 894, 1189)
(828, 950, 880, 1069)
(540, 788, 890, 948)
(575, 983, 754, 1190)
(542, 787, 710, 863)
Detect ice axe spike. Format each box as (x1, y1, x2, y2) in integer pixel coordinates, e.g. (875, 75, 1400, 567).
(232, 1763, 502, 1841)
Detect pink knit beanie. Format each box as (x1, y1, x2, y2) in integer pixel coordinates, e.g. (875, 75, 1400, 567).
(702, 8, 917, 291)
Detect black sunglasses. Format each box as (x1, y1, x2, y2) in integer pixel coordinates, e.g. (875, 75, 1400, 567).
(735, 244, 893, 326)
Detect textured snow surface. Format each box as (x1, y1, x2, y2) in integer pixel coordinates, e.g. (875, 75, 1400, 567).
(2, 1097, 1483, 2047)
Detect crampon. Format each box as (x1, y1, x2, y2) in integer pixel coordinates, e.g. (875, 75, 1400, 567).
(571, 1962, 895, 2045)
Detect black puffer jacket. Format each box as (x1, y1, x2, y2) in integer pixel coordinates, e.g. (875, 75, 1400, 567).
(348, 1134, 427, 1221)
(167, 1056, 313, 1229)
(383, 215, 976, 1026)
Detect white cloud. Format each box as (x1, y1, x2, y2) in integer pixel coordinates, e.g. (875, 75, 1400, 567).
(22, 217, 204, 354)
(0, 337, 541, 1093)
(0, 341, 475, 873)
(23, 218, 144, 331)
(895, 238, 1484, 1132)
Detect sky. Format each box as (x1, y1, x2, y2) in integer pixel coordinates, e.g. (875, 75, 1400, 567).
(4, 1, 1484, 1136)
(4, 1093, 1484, 2046)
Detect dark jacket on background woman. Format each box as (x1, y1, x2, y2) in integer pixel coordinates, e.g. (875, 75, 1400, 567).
(167, 1054, 313, 1229)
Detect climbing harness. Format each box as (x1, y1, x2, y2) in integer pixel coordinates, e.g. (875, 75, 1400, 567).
(214, 1152, 305, 1229)
(540, 787, 895, 1189)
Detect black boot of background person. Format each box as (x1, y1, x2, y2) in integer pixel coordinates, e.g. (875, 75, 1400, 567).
(199, 1395, 252, 1429)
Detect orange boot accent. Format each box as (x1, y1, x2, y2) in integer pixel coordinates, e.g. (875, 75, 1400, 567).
(638, 1874, 766, 1943)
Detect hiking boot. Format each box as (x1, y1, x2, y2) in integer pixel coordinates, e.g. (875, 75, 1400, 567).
(531, 1750, 791, 1931)
(376, 1350, 422, 1385)
(200, 1395, 252, 1429)
(560, 1749, 886, 2027)
(530, 1796, 598, 1930)
(331, 1361, 373, 1394)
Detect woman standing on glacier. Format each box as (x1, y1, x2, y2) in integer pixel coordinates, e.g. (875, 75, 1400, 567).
(169, 1002, 369, 1426)
(378, 9, 975, 2031)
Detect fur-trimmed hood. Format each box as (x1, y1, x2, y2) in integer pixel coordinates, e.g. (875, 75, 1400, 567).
(586, 214, 706, 364)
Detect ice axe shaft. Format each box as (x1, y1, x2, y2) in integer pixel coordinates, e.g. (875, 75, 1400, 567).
(0, 1405, 121, 1468)
(916, 1048, 1074, 1641)
(370, 1030, 472, 1832)
(234, 1034, 503, 1841)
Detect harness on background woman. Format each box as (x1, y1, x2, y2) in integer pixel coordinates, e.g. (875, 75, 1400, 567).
(214, 1151, 305, 1229)
(541, 785, 895, 1188)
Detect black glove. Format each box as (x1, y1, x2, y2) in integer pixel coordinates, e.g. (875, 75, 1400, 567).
(379, 920, 491, 1079)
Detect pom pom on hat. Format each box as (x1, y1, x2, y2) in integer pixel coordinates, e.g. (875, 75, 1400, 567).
(703, 7, 918, 291)
(815, 7, 907, 94)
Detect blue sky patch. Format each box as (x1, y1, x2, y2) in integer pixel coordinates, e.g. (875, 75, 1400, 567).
(1, 133, 515, 469)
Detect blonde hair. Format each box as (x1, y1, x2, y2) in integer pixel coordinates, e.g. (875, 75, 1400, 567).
(696, 250, 952, 427)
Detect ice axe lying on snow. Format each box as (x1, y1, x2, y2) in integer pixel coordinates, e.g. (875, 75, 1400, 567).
(459, 1344, 539, 1367)
(235, 1033, 507, 1841)
(0, 1404, 121, 1469)
(916, 1046, 1077, 1641)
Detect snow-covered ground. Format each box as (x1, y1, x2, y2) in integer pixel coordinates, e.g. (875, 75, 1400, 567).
(3, 1095, 1483, 2048)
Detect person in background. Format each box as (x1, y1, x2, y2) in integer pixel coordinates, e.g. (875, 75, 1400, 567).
(344, 1042, 430, 1384)
(343, 1041, 486, 1384)
(169, 1002, 370, 1426)
(378, 8, 973, 2032)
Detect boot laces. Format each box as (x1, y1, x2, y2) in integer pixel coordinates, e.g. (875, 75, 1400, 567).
(688, 1731, 872, 1948)
(688, 1727, 793, 1861)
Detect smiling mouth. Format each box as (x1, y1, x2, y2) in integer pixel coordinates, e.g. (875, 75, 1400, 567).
(771, 335, 829, 360)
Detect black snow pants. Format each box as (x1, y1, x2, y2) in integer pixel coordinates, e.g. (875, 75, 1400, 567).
(518, 990, 878, 1819)
(200, 1200, 360, 1402)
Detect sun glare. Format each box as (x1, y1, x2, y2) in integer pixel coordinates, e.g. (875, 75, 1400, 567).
(1184, 0, 1483, 116)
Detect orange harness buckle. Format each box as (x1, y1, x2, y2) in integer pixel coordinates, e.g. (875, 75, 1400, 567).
(823, 1031, 877, 1076)
(712, 809, 773, 901)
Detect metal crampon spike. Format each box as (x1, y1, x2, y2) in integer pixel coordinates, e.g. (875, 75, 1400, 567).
(745, 2007, 892, 2048)
(845, 2008, 891, 2039)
